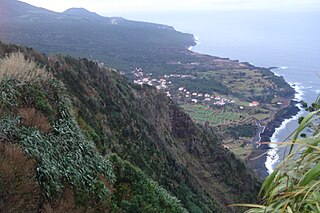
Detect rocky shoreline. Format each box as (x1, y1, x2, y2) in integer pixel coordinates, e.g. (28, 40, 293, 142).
(246, 100, 300, 180)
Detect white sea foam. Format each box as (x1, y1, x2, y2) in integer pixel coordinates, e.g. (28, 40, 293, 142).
(266, 106, 304, 174)
(272, 66, 288, 77)
(291, 82, 304, 101)
(188, 35, 201, 51)
(279, 66, 288, 70)
(194, 35, 201, 45)
(265, 81, 305, 174)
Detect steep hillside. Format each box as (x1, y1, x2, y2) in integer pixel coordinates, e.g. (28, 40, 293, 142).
(0, 49, 186, 212)
(0, 42, 261, 212)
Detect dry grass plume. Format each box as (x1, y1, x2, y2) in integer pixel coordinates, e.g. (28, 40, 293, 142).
(0, 52, 52, 82)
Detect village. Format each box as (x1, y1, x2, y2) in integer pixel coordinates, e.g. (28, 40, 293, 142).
(131, 68, 260, 108)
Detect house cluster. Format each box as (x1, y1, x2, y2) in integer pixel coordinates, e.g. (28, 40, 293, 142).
(177, 87, 236, 106)
(131, 68, 261, 108)
(131, 69, 194, 96)
(132, 68, 172, 90)
(163, 74, 194, 79)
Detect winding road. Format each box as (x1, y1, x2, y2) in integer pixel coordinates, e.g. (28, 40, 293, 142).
(252, 120, 266, 147)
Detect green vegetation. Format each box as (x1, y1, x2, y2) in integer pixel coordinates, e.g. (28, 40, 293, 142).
(195, 69, 292, 102)
(171, 77, 230, 94)
(110, 155, 186, 212)
(225, 124, 258, 140)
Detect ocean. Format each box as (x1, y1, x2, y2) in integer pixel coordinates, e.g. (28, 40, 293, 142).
(121, 10, 320, 173)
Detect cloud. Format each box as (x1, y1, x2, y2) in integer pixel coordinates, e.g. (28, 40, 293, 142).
(20, 0, 320, 14)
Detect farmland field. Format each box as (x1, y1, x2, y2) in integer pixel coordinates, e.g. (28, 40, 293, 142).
(181, 104, 253, 126)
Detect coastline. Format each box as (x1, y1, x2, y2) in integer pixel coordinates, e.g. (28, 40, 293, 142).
(265, 81, 306, 174)
(188, 36, 301, 180)
(247, 100, 300, 180)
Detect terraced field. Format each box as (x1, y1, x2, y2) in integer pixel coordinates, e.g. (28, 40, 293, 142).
(182, 104, 254, 126)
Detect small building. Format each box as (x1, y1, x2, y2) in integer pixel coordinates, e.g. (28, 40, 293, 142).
(249, 101, 259, 107)
(142, 78, 149, 82)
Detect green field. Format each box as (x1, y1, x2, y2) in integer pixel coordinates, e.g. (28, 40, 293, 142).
(182, 104, 253, 126)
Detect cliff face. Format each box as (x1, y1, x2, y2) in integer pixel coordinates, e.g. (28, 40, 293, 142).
(0, 42, 260, 212)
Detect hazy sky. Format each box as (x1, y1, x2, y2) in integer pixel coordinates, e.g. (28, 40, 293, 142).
(20, 0, 320, 16)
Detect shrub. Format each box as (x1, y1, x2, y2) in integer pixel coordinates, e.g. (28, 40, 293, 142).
(0, 142, 40, 212)
(18, 107, 52, 133)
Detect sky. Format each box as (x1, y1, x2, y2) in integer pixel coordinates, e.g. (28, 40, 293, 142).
(20, 0, 320, 16)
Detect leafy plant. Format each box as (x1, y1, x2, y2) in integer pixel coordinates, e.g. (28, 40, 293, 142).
(0, 75, 115, 205)
(110, 154, 187, 213)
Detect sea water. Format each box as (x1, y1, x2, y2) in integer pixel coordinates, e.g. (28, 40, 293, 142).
(121, 10, 320, 173)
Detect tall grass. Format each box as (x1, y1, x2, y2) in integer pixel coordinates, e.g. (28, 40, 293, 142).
(0, 52, 52, 82)
(232, 105, 320, 212)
